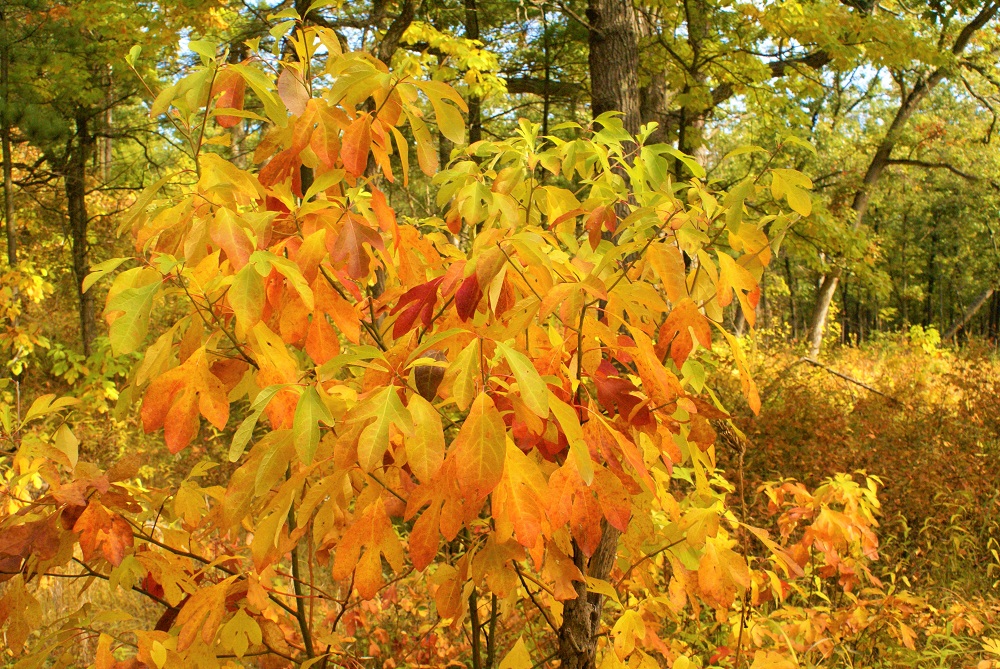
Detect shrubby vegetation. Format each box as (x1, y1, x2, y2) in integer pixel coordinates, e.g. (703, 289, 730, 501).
(1, 1, 999, 668)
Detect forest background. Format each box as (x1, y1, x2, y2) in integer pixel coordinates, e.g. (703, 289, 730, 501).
(0, 0, 999, 668)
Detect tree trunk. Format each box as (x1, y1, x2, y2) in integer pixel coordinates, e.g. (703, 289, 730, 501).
(67, 111, 95, 356)
(1, 8, 14, 267)
(587, 0, 641, 135)
(555, 4, 641, 665)
(804, 0, 999, 357)
(464, 0, 482, 144)
(557, 522, 621, 668)
(784, 256, 797, 339)
(944, 287, 995, 340)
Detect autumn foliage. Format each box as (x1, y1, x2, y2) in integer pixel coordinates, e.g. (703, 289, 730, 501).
(4, 14, 997, 669)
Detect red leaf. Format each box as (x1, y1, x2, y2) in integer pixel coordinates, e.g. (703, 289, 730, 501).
(390, 277, 443, 338)
(455, 274, 483, 321)
(212, 69, 246, 128)
(592, 360, 651, 426)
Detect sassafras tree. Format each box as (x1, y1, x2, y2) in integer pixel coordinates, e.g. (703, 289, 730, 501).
(0, 11, 857, 669)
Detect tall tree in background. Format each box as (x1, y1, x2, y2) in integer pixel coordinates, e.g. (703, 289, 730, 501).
(805, 0, 1000, 356)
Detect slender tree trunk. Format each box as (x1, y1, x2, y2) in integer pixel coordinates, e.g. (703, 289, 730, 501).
(945, 287, 994, 340)
(804, 0, 999, 357)
(733, 302, 746, 336)
(924, 227, 938, 327)
(555, 4, 641, 666)
(67, 111, 95, 356)
(557, 522, 620, 668)
(541, 3, 551, 137)
(464, 0, 482, 144)
(1, 9, 14, 267)
(784, 256, 797, 339)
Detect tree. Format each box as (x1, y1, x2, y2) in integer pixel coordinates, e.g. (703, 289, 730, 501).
(804, 0, 1000, 356)
(0, 10, 821, 667)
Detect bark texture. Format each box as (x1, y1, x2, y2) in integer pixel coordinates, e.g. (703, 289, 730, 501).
(1, 8, 14, 266)
(587, 0, 641, 134)
(67, 111, 95, 356)
(557, 522, 621, 668)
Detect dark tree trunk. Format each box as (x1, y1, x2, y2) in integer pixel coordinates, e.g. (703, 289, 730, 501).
(67, 111, 95, 356)
(587, 0, 641, 134)
(924, 227, 938, 327)
(557, 522, 620, 668)
(1, 9, 14, 267)
(464, 0, 482, 143)
(555, 4, 642, 665)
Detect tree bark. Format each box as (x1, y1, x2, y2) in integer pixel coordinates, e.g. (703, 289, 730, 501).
(944, 287, 995, 340)
(557, 522, 621, 668)
(1, 7, 14, 266)
(555, 8, 641, 663)
(67, 111, 95, 356)
(804, 0, 1000, 357)
(587, 0, 641, 134)
(464, 0, 482, 144)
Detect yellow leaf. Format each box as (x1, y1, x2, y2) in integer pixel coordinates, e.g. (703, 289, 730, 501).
(406, 395, 445, 482)
(453, 393, 506, 500)
(697, 537, 750, 610)
(548, 391, 593, 485)
(496, 340, 549, 418)
(499, 637, 533, 669)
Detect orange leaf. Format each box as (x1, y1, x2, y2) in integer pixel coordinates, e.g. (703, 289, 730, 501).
(657, 298, 712, 367)
(332, 499, 405, 599)
(305, 314, 340, 365)
(330, 216, 384, 279)
(453, 393, 507, 501)
(342, 114, 372, 177)
(73, 499, 134, 567)
(212, 68, 246, 128)
(141, 347, 230, 453)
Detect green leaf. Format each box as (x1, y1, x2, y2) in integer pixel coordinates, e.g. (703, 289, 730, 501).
(662, 146, 706, 179)
(107, 279, 160, 356)
(229, 385, 288, 462)
(188, 40, 217, 63)
(293, 386, 333, 465)
(22, 395, 78, 426)
(118, 174, 173, 235)
(229, 264, 265, 337)
(722, 145, 768, 162)
(354, 387, 414, 471)
(126, 45, 142, 67)
(547, 392, 593, 484)
(782, 134, 818, 156)
(82, 257, 129, 294)
(229, 63, 285, 124)
(495, 341, 548, 418)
